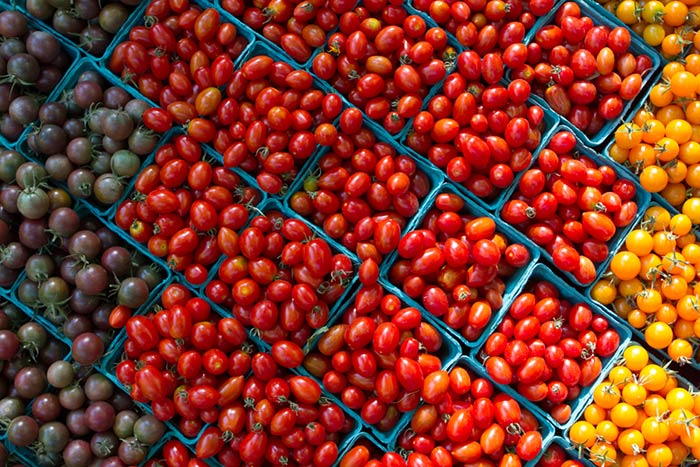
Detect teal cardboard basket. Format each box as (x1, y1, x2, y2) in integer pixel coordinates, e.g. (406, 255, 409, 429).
(304, 3, 464, 141)
(106, 129, 266, 288)
(100, 280, 265, 446)
(0, 6, 81, 150)
(470, 263, 633, 431)
(562, 345, 699, 465)
(282, 113, 447, 266)
(98, 0, 255, 105)
(400, 88, 561, 213)
(496, 125, 652, 287)
(380, 181, 541, 348)
(203, 40, 341, 200)
(213, 197, 360, 344)
(296, 276, 462, 446)
(521, 0, 663, 149)
(15, 58, 174, 218)
(12, 0, 146, 61)
(586, 202, 700, 371)
(390, 355, 557, 466)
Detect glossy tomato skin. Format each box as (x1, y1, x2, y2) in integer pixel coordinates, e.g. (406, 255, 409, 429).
(164, 439, 190, 467)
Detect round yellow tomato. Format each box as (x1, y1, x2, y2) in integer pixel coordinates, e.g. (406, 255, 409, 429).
(625, 229, 654, 257)
(622, 381, 648, 406)
(615, 123, 644, 149)
(637, 289, 663, 313)
(640, 165, 669, 193)
(652, 231, 677, 255)
(570, 420, 597, 447)
(685, 163, 700, 187)
(639, 364, 669, 391)
(665, 1, 689, 27)
(640, 25, 662, 47)
(644, 206, 671, 231)
(593, 382, 622, 409)
(683, 141, 700, 164)
(666, 119, 694, 143)
(660, 276, 687, 300)
(655, 303, 679, 324)
(666, 161, 688, 184)
(611, 251, 642, 280)
(610, 143, 631, 164)
(618, 429, 646, 455)
(642, 0, 666, 22)
(591, 281, 618, 305)
(609, 365, 634, 387)
(646, 444, 673, 467)
(628, 310, 648, 329)
(668, 339, 694, 363)
(617, 0, 641, 23)
(585, 404, 609, 425)
(660, 183, 688, 207)
(654, 137, 680, 162)
(670, 72, 698, 99)
(641, 417, 670, 444)
(589, 441, 618, 467)
(670, 213, 692, 235)
(644, 321, 674, 349)
(682, 197, 700, 223)
(642, 118, 666, 143)
(644, 394, 669, 417)
(629, 143, 657, 169)
(596, 420, 620, 443)
(619, 278, 644, 298)
(624, 345, 649, 371)
(677, 295, 700, 321)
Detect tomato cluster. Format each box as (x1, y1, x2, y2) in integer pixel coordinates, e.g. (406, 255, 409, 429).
(387, 189, 532, 344)
(310, 5, 457, 134)
(513, 2, 654, 137)
(112, 135, 262, 285)
(610, 58, 700, 208)
(117, 283, 354, 464)
(287, 115, 435, 264)
(404, 50, 547, 203)
(221, 0, 355, 63)
(109, 3, 347, 196)
(205, 208, 355, 347)
(118, 284, 249, 436)
(412, 0, 553, 53)
(608, 0, 696, 60)
(394, 363, 545, 467)
(590, 203, 700, 365)
(500, 130, 640, 285)
(218, 55, 346, 195)
(208, 369, 352, 466)
(481, 270, 623, 426)
(108, 4, 250, 111)
(302, 283, 450, 432)
(570, 345, 700, 467)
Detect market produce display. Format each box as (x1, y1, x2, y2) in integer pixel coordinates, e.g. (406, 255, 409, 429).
(4, 0, 700, 467)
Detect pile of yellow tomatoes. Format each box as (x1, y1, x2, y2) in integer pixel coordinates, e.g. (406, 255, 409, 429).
(610, 58, 700, 207)
(577, 45, 700, 466)
(590, 203, 700, 362)
(603, 0, 700, 59)
(569, 345, 700, 467)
